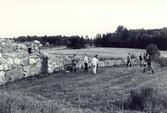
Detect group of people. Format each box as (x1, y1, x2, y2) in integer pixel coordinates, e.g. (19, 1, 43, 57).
(127, 53, 154, 74)
(139, 53, 154, 74)
(70, 52, 154, 75)
(71, 54, 99, 74)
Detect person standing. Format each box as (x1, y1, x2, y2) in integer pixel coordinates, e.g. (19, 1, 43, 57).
(72, 54, 77, 72)
(143, 53, 147, 61)
(84, 55, 89, 72)
(143, 54, 154, 74)
(143, 53, 147, 67)
(139, 54, 143, 67)
(92, 55, 98, 74)
(127, 53, 132, 67)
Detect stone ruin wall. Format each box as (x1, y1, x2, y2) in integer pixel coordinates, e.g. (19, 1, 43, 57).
(0, 38, 140, 84)
(47, 54, 140, 73)
(0, 39, 42, 84)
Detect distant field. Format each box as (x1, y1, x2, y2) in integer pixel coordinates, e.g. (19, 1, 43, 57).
(43, 47, 167, 58)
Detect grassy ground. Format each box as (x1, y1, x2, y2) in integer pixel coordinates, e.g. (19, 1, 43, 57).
(1, 47, 167, 113)
(43, 47, 167, 58)
(1, 64, 167, 113)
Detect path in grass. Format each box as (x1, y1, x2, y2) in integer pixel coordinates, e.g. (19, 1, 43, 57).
(1, 65, 167, 112)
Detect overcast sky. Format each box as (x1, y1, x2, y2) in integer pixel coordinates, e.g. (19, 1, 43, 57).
(0, 0, 167, 38)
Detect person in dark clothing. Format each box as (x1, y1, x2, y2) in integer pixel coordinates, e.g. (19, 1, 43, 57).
(139, 54, 143, 67)
(72, 54, 77, 72)
(143, 55, 154, 74)
(127, 53, 132, 67)
(83, 55, 89, 72)
(143, 53, 147, 67)
(143, 53, 147, 61)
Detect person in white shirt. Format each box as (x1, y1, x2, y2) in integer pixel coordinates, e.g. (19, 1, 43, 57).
(92, 55, 98, 74)
(84, 55, 89, 72)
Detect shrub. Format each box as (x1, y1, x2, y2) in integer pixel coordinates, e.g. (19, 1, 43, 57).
(146, 44, 167, 67)
(119, 87, 167, 113)
(146, 44, 160, 59)
(126, 88, 156, 111)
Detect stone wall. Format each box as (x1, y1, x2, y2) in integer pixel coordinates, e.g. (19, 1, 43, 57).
(0, 38, 140, 84)
(47, 54, 140, 73)
(0, 39, 42, 84)
(47, 54, 91, 73)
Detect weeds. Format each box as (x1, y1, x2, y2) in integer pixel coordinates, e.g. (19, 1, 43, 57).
(2, 66, 167, 113)
(115, 87, 167, 113)
(0, 90, 95, 113)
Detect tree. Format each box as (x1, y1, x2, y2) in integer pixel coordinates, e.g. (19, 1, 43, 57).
(116, 26, 129, 41)
(94, 34, 102, 47)
(67, 36, 86, 49)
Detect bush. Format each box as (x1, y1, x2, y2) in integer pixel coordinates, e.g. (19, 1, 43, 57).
(125, 88, 156, 111)
(118, 87, 167, 113)
(146, 44, 160, 58)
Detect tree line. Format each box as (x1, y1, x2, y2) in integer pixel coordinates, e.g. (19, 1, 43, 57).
(94, 26, 167, 50)
(14, 35, 93, 49)
(14, 26, 167, 50)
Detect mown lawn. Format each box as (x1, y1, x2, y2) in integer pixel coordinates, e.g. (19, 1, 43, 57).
(1, 64, 167, 113)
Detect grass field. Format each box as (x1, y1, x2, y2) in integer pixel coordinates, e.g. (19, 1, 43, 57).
(1, 65, 167, 113)
(43, 47, 167, 58)
(1, 47, 167, 113)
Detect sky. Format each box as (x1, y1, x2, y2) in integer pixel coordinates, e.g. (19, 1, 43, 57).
(0, 0, 167, 38)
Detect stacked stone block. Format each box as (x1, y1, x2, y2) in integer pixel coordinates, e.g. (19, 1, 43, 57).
(0, 39, 42, 84)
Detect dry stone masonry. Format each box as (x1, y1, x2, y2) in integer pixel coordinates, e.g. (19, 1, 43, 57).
(0, 38, 140, 85)
(0, 39, 42, 84)
(46, 54, 139, 73)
